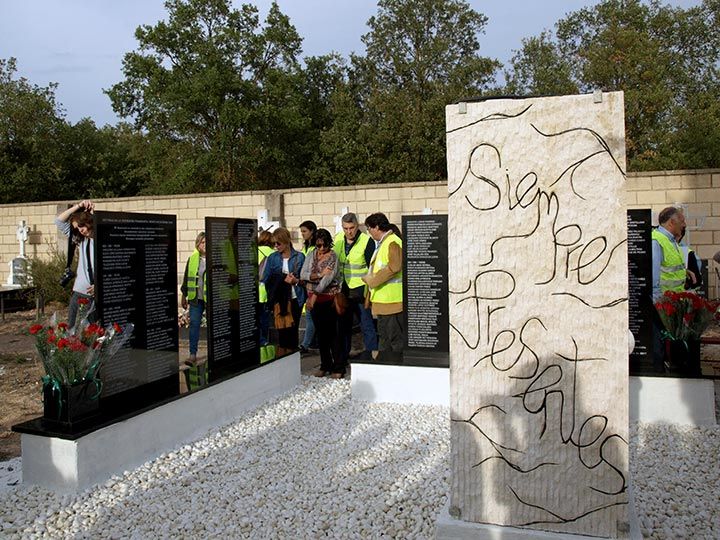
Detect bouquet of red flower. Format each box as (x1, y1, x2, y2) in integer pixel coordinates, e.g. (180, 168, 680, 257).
(29, 314, 134, 388)
(654, 291, 720, 341)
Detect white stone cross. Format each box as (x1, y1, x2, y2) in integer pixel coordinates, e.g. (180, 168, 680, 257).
(334, 207, 349, 234)
(16, 220, 29, 257)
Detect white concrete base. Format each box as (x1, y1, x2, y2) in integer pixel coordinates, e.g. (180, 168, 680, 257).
(435, 504, 631, 539)
(436, 506, 586, 539)
(629, 375, 716, 426)
(21, 353, 301, 492)
(351, 363, 449, 406)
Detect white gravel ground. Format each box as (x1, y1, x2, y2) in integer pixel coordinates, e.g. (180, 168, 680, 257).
(630, 423, 720, 539)
(1, 377, 718, 539)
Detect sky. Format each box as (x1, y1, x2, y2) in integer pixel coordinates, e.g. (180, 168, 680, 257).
(0, 0, 702, 126)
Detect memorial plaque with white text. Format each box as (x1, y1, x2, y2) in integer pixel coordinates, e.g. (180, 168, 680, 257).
(94, 211, 179, 408)
(206, 217, 259, 381)
(402, 214, 449, 367)
(627, 209, 654, 374)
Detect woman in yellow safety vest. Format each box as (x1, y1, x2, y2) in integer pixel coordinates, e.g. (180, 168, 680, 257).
(362, 213, 403, 362)
(180, 232, 207, 364)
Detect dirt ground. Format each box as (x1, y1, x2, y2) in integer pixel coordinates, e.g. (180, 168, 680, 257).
(0, 302, 319, 462)
(0, 303, 62, 461)
(2, 302, 716, 462)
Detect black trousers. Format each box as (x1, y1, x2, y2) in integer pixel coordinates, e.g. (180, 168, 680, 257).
(310, 299, 345, 374)
(277, 299, 302, 350)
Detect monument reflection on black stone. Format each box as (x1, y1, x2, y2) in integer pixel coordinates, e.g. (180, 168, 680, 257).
(205, 217, 259, 381)
(94, 211, 180, 414)
(402, 214, 449, 367)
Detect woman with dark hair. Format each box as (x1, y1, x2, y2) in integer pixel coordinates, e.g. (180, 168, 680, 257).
(260, 228, 306, 356)
(299, 220, 318, 354)
(362, 213, 404, 361)
(299, 220, 317, 255)
(300, 228, 345, 378)
(55, 200, 97, 329)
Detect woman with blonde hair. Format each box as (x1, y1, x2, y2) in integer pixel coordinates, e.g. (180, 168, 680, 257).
(260, 228, 306, 355)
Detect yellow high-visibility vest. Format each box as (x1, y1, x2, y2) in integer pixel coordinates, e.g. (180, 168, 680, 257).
(186, 250, 206, 301)
(652, 229, 686, 293)
(369, 233, 402, 304)
(334, 232, 370, 289)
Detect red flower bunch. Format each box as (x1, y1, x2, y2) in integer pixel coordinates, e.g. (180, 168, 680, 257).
(29, 314, 133, 386)
(655, 291, 720, 341)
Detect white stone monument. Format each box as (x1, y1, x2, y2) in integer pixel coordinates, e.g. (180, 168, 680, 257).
(444, 93, 629, 538)
(7, 220, 30, 287)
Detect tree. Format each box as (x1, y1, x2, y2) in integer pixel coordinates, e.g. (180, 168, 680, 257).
(0, 58, 69, 203)
(313, 0, 499, 184)
(106, 0, 314, 191)
(504, 31, 577, 96)
(504, 0, 720, 170)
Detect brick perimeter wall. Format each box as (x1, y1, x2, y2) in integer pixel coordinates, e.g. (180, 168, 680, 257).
(0, 170, 717, 298)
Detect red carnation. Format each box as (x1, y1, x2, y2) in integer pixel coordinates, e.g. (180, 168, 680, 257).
(57, 338, 70, 350)
(78, 298, 90, 306)
(29, 324, 43, 335)
(85, 323, 101, 335)
(57, 322, 69, 330)
(112, 322, 122, 334)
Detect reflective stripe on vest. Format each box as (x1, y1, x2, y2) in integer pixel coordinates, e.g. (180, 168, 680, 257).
(651, 229, 686, 293)
(333, 231, 370, 289)
(369, 233, 403, 304)
(186, 250, 206, 301)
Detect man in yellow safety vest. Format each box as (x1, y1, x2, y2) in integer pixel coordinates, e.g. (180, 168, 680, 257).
(333, 212, 378, 360)
(362, 212, 403, 362)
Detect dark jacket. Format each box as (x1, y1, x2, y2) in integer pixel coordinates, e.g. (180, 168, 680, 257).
(261, 249, 307, 308)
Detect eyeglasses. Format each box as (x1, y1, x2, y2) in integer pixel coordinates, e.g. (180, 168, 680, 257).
(315, 243, 325, 248)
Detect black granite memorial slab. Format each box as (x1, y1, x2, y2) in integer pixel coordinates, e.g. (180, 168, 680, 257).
(627, 209, 654, 375)
(205, 217, 259, 381)
(94, 211, 179, 414)
(402, 214, 449, 367)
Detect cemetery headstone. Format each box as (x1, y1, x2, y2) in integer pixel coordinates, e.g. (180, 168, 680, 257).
(205, 217, 259, 381)
(94, 211, 179, 412)
(7, 220, 30, 287)
(9, 257, 29, 286)
(446, 93, 629, 537)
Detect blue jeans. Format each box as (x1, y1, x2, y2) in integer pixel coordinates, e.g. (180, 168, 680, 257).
(301, 309, 316, 349)
(189, 300, 205, 355)
(340, 296, 378, 355)
(358, 302, 378, 351)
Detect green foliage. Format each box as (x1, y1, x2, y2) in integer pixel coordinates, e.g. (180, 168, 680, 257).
(310, 0, 499, 184)
(3, 0, 719, 202)
(28, 244, 73, 305)
(0, 58, 67, 203)
(504, 0, 720, 171)
(106, 0, 314, 192)
(0, 58, 155, 203)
